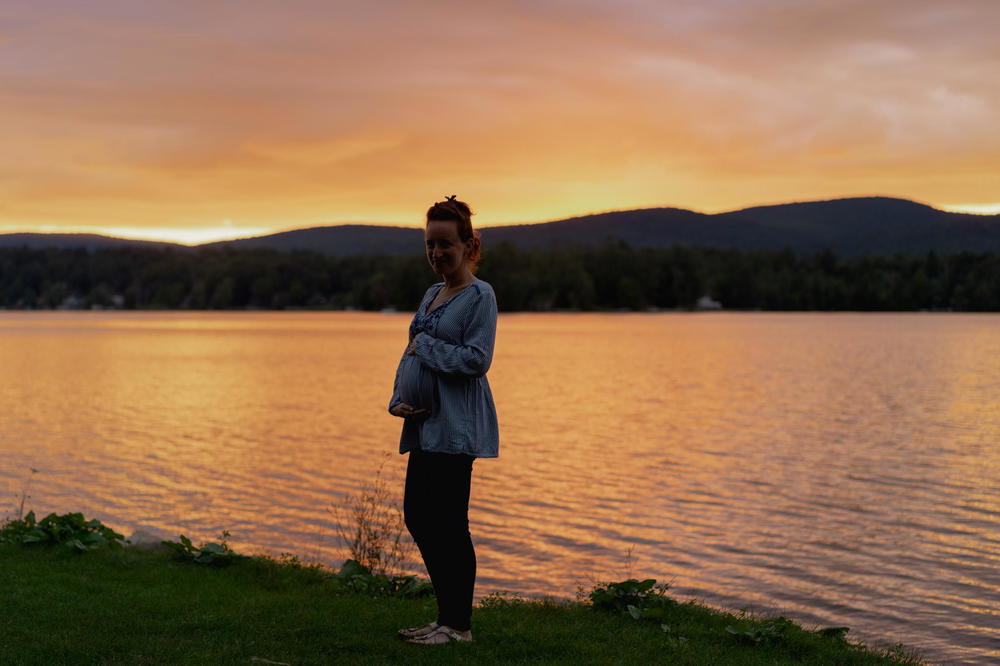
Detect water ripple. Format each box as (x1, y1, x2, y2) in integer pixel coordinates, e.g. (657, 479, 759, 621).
(3, 311, 999, 664)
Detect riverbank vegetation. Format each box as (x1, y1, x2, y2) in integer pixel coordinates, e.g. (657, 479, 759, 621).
(1, 511, 924, 665)
(1, 242, 998, 311)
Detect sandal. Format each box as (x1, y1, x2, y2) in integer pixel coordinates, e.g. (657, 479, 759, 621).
(397, 621, 438, 639)
(405, 625, 473, 645)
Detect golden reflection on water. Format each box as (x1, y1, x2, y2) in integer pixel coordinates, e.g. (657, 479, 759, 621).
(1, 311, 999, 664)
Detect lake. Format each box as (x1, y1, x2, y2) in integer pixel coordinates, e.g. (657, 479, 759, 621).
(1, 311, 997, 664)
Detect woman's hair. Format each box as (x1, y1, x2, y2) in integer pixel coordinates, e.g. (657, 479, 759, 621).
(426, 195, 482, 271)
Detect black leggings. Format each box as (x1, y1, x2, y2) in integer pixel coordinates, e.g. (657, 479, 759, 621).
(403, 448, 476, 632)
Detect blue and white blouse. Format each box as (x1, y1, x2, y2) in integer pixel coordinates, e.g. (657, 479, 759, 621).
(389, 278, 500, 458)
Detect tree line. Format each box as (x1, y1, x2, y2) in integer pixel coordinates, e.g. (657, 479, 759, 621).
(1, 241, 998, 311)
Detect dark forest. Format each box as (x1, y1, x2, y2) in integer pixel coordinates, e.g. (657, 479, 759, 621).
(2, 241, 998, 311)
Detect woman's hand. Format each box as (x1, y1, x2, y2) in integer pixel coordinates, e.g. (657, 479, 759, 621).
(406, 334, 421, 355)
(390, 403, 428, 418)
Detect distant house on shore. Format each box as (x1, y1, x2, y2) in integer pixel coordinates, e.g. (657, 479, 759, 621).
(58, 294, 85, 310)
(696, 294, 722, 310)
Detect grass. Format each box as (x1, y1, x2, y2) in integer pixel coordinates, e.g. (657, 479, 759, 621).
(0, 542, 925, 665)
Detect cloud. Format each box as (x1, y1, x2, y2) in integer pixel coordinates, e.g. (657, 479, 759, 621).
(1, 0, 998, 237)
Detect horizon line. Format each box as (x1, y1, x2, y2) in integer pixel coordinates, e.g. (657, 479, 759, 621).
(2, 194, 998, 247)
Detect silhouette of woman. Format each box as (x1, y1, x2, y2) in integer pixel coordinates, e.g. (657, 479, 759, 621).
(388, 196, 500, 644)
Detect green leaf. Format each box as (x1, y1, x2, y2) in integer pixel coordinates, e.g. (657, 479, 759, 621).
(590, 590, 611, 603)
(818, 626, 850, 640)
(637, 579, 656, 592)
(337, 559, 370, 578)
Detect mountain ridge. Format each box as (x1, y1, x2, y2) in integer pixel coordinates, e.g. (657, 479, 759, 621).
(2, 196, 998, 256)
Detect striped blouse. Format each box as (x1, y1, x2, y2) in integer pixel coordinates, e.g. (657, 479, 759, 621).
(388, 278, 500, 458)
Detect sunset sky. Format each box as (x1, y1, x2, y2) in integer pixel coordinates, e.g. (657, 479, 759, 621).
(3, 0, 998, 244)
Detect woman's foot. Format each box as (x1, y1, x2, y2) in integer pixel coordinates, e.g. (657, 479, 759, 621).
(397, 621, 438, 639)
(405, 625, 473, 644)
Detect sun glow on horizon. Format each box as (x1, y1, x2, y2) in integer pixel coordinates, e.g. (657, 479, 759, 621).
(4, 195, 997, 245)
(0, 224, 276, 246)
(97, 225, 279, 245)
(938, 203, 1000, 216)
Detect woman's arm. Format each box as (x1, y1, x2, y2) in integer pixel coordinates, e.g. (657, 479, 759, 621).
(411, 287, 497, 377)
(388, 350, 406, 414)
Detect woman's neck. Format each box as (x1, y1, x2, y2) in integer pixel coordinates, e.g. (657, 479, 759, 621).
(443, 267, 475, 290)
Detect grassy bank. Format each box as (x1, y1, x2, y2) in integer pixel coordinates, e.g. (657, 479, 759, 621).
(0, 539, 924, 665)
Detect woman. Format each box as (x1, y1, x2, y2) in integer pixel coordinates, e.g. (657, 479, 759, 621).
(388, 196, 499, 645)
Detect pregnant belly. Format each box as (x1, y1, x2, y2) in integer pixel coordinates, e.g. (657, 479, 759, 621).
(398, 356, 435, 410)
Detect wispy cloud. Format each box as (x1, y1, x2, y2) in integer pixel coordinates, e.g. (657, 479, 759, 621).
(2, 0, 997, 240)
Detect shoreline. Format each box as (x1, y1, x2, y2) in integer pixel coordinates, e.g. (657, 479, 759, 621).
(0, 514, 926, 665)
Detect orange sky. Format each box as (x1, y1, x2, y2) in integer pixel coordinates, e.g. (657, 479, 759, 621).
(2, 0, 998, 244)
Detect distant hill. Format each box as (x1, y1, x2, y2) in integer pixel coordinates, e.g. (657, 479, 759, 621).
(2, 197, 998, 256)
(0, 233, 185, 251)
(201, 224, 422, 255)
(715, 197, 1000, 255)
(478, 197, 1000, 255)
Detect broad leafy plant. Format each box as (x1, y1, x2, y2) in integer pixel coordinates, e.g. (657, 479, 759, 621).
(589, 577, 674, 616)
(589, 578, 687, 645)
(0, 511, 125, 551)
(329, 558, 434, 599)
(161, 530, 246, 566)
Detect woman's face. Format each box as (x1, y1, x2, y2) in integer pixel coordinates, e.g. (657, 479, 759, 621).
(425, 219, 470, 278)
